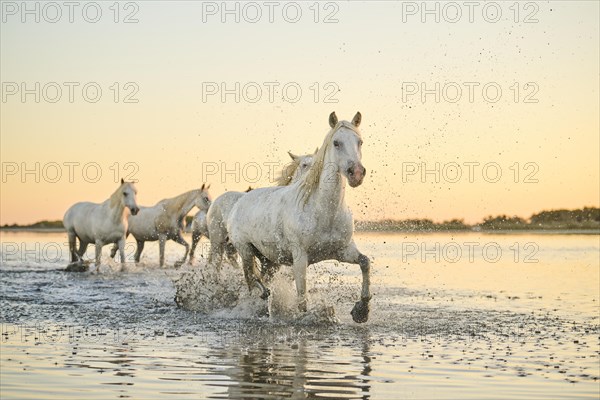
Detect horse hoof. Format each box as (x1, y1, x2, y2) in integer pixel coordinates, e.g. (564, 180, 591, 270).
(65, 261, 89, 272)
(298, 301, 307, 313)
(350, 298, 370, 323)
(260, 288, 271, 300)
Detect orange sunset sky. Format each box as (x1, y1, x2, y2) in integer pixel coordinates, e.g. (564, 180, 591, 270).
(1, 1, 598, 225)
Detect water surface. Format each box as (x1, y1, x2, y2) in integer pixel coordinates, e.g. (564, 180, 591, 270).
(1, 231, 598, 399)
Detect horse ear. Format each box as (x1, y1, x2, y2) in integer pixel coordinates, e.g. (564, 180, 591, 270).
(121, 178, 125, 184)
(246, 186, 252, 192)
(351, 111, 362, 127)
(288, 151, 298, 160)
(201, 183, 205, 191)
(314, 147, 319, 154)
(206, 184, 211, 189)
(329, 112, 338, 128)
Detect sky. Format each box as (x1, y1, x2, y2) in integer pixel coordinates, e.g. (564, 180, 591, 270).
(1, 1, 599, 224)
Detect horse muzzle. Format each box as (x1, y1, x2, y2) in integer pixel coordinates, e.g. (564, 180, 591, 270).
(346, 163, 366, 188)
(130, 207, 140, 215)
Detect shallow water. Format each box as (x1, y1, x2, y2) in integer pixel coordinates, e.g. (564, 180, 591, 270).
(1, 231, 599, 399)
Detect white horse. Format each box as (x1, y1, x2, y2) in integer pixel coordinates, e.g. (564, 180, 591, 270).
(111, 184, 212, 267)
(227, 112, 371, 323)
(188, 207, 210, 263)
(63, 179, 140, 268)
(203, 150, 317, 271)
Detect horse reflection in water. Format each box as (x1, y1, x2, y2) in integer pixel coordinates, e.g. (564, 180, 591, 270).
(218, 327, 372, 399)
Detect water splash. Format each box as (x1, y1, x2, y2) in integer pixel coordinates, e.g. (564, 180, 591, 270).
(173, 262, 339, 325)
(173, 262, 243, 313)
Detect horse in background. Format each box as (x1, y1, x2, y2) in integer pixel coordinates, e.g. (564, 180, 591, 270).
(188, 207, 210, 263)
(111, 184, 212, 267)
(203, 150, 317, 271)
(188, 186, 254, 265)
(227, 112, 371, 323)
(63, 179, 139, 269)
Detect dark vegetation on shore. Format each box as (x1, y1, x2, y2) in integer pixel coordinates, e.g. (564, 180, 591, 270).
(1, 220, 65, 230)
(2, 207, 599, 232)
(355, 207, 600, 232)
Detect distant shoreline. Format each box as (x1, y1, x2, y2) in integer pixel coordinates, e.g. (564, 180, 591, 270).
(2, 207, 598, 234)
(0, 228, 66, 233)
(1, 226, 598, 235)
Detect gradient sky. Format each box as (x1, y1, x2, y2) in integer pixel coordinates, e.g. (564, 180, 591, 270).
(1, 1, 598, 224)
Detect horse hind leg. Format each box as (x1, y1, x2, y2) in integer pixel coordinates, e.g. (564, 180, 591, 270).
(189, 231, 200, 264)
(67, 231, 77, 262)
(77, 241, 89, 261)
(134, 239, 144, 263)
(256, 251, 278, 283)
(238, 243, 270, 300)
(207, 234, 225, 272)
(173, 233, 189, 268)
(225, 241, 240, 269)
(109, 243, 118, 259)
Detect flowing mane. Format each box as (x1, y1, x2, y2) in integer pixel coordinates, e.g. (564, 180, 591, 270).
(109, 182, 134, 212)
(109, 185, 124, 209)
(298, 121, 361, 203)
(159, 189, 200, 215)
(274, 149, 318, 186)
(155, 189, 202, 229)
(274, 157, 301, 186)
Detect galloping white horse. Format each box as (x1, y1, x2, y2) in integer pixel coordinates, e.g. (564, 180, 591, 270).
(203, 150, 317, 270)
(64, 179, 140, 268)
(227, 112, 371, 323)
(111, 185, 212, 267)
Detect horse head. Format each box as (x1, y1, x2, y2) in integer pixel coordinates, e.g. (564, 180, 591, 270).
(287, 147, 318, 183)
(195, 183, 212, 211)
(327, 111, 366, 188)
(119, 178, 140, 215)
(275, 148, 318, 186)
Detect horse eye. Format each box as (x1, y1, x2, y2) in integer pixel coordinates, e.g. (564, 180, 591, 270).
(333, 140, 340, 148)
(123, 192, 128, 196)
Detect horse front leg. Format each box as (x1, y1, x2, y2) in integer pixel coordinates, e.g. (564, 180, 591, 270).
(117, 237, 126, 264)
(173, 232, 189, 268)
(158, 234, 167, 267)
(338, 242, 371, 323)
(292, 251, 308, 312)
(94, 240, 103, 268)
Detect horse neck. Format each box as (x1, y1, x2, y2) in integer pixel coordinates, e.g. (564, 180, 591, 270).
(108, 192, 128, 223)
(175, 191, 198, 218)
(313, 154, 345, 213)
